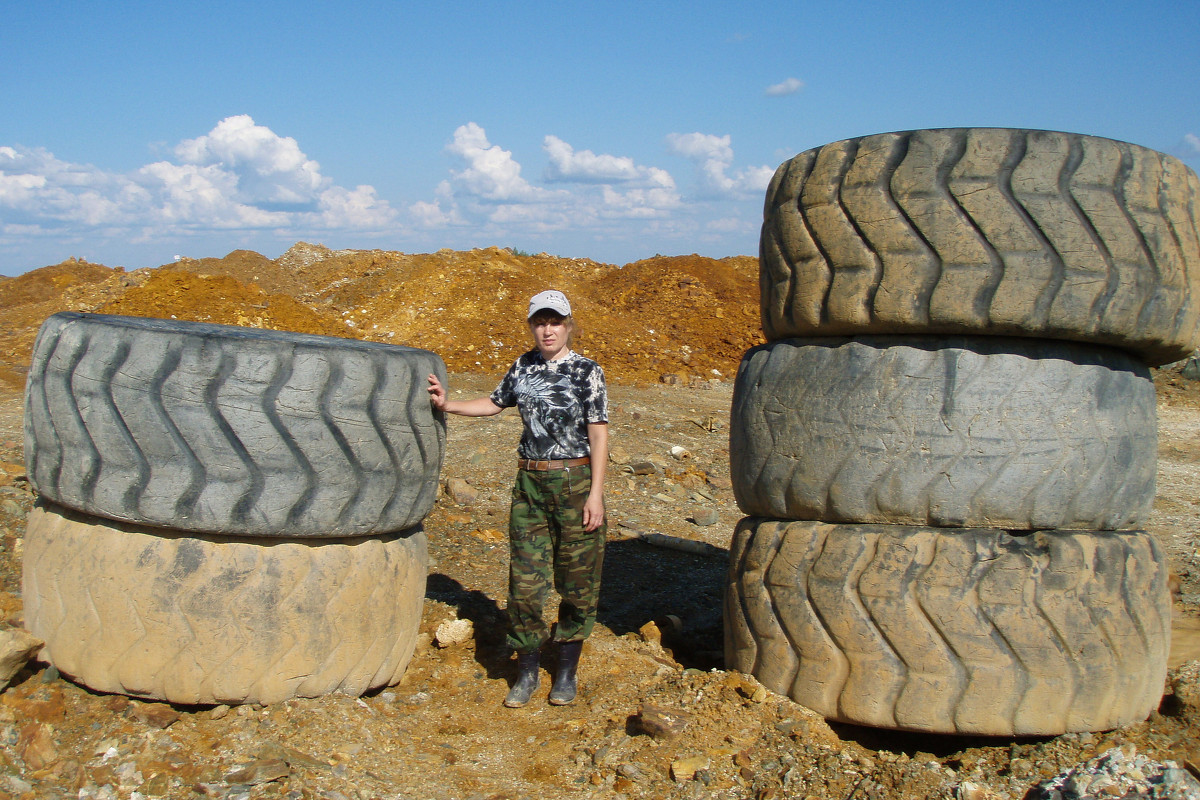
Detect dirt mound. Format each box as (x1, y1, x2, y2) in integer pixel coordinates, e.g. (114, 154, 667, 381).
(0, 244, 763, 386)
(97, 269, 355, 340)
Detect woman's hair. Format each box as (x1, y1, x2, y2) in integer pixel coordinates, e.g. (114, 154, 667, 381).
(528, 310, 577, 346)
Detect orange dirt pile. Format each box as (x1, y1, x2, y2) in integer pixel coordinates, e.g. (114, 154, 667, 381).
(0, 243, 765, 386)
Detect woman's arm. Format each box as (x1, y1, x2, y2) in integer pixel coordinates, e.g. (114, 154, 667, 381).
(427, 374, 503, 417)
(583, 422, 608, 531)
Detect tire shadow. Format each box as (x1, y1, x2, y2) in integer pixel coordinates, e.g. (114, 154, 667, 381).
(596, 538, 728, 671)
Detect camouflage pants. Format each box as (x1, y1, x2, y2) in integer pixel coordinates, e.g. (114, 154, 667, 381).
(506, 465, 606, 654)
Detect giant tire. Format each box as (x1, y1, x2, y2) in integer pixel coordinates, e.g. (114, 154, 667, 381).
(22, 502, 428, 705)
(24, 312, 446, 537)
(760, 128, 1200, 365)
(724, 518, 1171, 735)
(730, 336, 1156, 530)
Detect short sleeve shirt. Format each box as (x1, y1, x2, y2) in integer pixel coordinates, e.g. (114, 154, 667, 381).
(490, 350, 608, 460)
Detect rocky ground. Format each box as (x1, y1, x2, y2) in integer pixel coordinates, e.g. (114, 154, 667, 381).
(0, 244, 1197, 800)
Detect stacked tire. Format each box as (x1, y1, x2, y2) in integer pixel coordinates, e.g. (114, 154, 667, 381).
(725, 128, 1200, 736)
(22, 313, 446, 705)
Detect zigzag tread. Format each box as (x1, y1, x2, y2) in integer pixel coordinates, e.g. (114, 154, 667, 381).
(24, 312, 447, 538)
(724, 520, 1171, 736)
(760, 128, 1200, 365)
(729, 337, 1156, 530)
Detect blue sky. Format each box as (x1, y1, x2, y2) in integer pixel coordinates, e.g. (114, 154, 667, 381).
(2, 0, 1198, 276)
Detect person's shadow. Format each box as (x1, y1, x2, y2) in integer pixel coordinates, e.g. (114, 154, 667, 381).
(424, 573, 513, 681)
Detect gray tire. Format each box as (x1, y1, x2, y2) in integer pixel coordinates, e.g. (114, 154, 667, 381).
(22, 502, 428, 705)
(760, 128, 1200, 365)
(730, 336, 1156, 530)
(724, 518, 1171, 736)
(24, 312, 446, 537)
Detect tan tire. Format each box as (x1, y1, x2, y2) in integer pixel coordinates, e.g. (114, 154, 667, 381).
(760, 128, 1200, 365)
(22, 502, 428, 705)
(725, 518, 1171, 735)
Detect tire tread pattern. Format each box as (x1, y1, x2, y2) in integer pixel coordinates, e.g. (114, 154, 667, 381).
(729, 336, 1157, 530)
(725, 519, 1171, 735)
(760, 128, 1200, 364)
(24, 313, 446, 537)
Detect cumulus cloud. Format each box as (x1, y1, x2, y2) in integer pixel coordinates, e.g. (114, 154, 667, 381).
(175, 114, 327, 208)
(1180, 133, 1200, 158)
(765, 77, 805, 97)
(0, 116, 397, 245)
(666, 132, 774, 198)
(445, 122, 552, 203)
(543, 136, 642, 182)
(417, 124, 681, 234)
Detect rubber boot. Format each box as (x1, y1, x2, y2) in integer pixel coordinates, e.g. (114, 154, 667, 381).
(548, 640, 583, 705)
(504, 651, 540, 708)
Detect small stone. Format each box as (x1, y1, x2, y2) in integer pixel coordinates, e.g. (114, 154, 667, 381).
(224, 758, 290, 785)
(671, 755, 709, 782)
(469, 527, 505, 542)
(18, 722, 58, 770)
(259, 742, 329, 770)
(103, 696, 129, 713)
(0, 628, 41, 688)
(628, 461, 660, 475)
(636, 703, 692, 741)
(956, 782, 987, 800)
(130, 702, 180, 729)
(209, 704, 231, 720)
(444, 478, 478, 505)
(639, 620, 662, 647)
(434, 617, 474, 648)
(617, 763, 647, 782)
(691, 508, 719, 526)
(2, 776, 33, 796)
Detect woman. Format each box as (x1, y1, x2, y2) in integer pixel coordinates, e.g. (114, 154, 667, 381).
(427, 290, 608, 707)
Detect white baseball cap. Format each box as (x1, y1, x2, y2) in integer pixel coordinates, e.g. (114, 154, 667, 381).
(527, 290, 572, 318)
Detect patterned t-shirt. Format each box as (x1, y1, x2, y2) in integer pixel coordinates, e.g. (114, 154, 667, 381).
(490, 350, 608, 460)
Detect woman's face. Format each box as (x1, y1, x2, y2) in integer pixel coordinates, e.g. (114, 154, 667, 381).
(528, 312, 572, 360)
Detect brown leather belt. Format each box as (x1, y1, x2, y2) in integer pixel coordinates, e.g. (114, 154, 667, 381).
(517, 457, 591, 471)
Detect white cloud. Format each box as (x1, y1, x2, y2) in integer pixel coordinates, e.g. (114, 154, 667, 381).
(445, 122, 552, 203)
(765, 77, 805, 97)
(423, 124, 681, 234)
(666, 132, 773, 198)
(317, 184, 397, 229)
(175, 115, 326, 207)
(0, 116, 397, 245)
(1181, 133, 1200, 158)
(543, 136, 642, 182)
